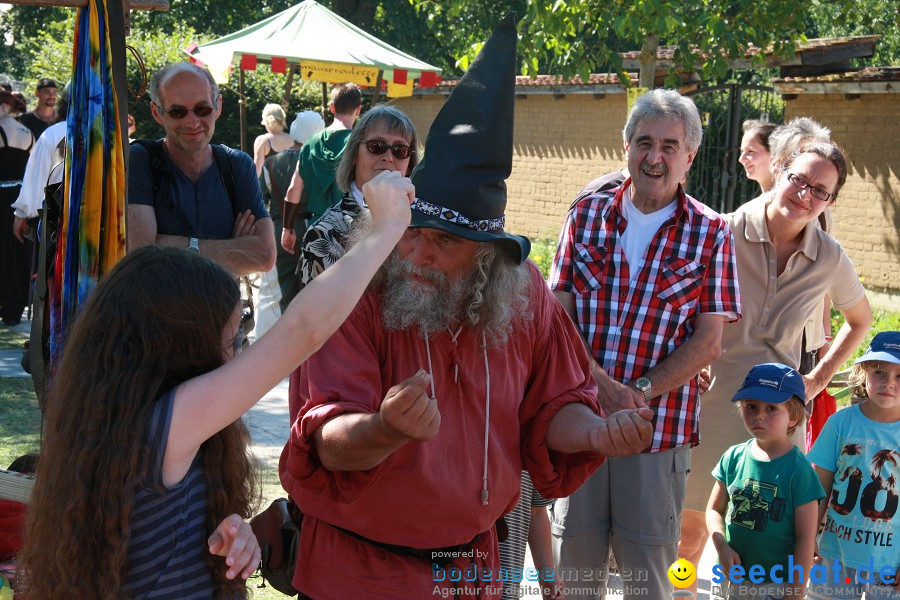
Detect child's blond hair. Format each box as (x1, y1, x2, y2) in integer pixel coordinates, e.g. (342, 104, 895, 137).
(848, 360, 885, 399)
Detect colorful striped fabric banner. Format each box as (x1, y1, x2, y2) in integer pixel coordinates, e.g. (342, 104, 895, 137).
(49, 0, 126, 366)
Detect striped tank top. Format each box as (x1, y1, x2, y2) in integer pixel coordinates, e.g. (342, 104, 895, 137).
(121, 389, 216, 599)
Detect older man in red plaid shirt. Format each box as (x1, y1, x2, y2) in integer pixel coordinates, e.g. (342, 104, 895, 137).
(548, 89, 741, 600)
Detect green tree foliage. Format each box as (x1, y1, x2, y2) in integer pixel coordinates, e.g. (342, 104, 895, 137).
(387, 0, 529, 76)
(5, 0, 896, 133)
(0, 5, 69, 78)
(806, 0, 900, 67)
(518, 0, 810, 85)
(407, 0, 898, 83)
(129, 0, 296, 38)
(12, 7, 322, 148)
(330, 0, 379, 30)
(213, 68, 323, 150)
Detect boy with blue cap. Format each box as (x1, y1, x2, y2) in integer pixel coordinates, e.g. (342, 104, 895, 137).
(706, 363, 825, 600)
(807, 331, 900, 600)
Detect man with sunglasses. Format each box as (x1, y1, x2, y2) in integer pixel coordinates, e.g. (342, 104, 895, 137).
(281, 82, 361, 255)
(127, 63, 276, 277)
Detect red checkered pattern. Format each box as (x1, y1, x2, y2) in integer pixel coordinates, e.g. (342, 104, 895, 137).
(549, 179, 741, 452)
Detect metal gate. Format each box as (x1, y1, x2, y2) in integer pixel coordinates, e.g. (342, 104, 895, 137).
(684, 84, 782, 214)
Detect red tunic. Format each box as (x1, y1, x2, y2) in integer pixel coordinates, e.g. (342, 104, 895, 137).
(279, 262, 604, 599)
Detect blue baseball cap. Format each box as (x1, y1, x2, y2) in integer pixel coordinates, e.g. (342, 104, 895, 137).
(854, 332, 900, 366)
(732, 363, 806, 406)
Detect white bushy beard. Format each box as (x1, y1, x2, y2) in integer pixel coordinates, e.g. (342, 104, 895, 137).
(380, 252, 473, 336)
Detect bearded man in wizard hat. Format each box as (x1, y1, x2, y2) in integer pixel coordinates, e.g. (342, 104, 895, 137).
(278, 13, 654, 599)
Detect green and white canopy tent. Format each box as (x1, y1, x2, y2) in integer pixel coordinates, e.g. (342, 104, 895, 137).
(185, 0, 442, 149)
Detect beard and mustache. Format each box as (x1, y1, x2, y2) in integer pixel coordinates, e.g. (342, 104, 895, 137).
(345, 212, 474, 335)
(379, 252, 473, 336)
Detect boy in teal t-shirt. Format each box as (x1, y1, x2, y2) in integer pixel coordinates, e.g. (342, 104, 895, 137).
(707, 363, 825, 600)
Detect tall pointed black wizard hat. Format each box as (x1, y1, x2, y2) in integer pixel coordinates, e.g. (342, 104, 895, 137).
(409, 12, 530, 264)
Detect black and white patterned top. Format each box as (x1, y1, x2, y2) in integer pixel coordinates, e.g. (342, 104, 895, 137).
(296, 186, 365, 287)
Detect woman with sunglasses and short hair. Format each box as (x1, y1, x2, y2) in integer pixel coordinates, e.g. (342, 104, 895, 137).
(678, 140, 873, 577)
(292, 104, 418, 290)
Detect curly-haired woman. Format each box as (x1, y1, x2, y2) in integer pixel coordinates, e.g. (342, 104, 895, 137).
(16, 169, 414, 599)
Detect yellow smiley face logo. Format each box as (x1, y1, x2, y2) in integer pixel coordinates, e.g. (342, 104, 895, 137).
(667, 558, 696, 588)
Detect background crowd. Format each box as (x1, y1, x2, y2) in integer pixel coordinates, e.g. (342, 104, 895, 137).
(1, 13, 897, 600)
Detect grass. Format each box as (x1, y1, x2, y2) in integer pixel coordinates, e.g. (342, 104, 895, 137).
(529, 238, 557, 280)
(0, 325, 29, 351)
(0, 373, 293, 599)
(828, 306, 900, 405)
(832, 306, 900, 366)
(0, 378, 41, 470)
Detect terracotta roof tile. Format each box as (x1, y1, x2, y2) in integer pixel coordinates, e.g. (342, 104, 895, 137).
(431, 72, 635, 89)
(618, 35, 880, 62)
(772, 66, 900, 83)
(420, 36, 884, 91)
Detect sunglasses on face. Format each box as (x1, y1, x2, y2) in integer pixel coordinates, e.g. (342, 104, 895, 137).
(783, 169, 835, 203)
(157, 104, 216, 120)
(360, 139, 413, 160)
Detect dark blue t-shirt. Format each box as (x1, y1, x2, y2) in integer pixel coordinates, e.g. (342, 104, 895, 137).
(128, 140, 269, 239)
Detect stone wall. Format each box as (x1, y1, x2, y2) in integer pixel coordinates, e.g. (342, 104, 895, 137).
(783, 93, 900, 294)
(391, 89, 900, 295)
(393, 92, 629, 240)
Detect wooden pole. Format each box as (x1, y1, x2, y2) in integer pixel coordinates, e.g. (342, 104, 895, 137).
(107, 0, 129, 245)
(239, 67, 247, 152)
(282, 62, 295, 112)
(371, 69, 383, 106)
(321, 82, 327, 121)
(8, 0, 167, 7)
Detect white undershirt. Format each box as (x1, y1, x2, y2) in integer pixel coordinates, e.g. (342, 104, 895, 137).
(620, 185, 676, 283)
(350, 182, 365, 207)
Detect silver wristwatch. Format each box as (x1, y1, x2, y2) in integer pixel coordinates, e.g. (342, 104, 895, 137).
(189, 237, 200, 253)
(631, 376, 652, 402)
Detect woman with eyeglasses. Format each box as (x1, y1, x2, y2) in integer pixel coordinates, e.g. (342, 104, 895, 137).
(291, 104, 418, 293)
(677, 140, 873, 578)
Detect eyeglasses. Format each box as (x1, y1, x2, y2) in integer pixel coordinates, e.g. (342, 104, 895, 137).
(157, 104, 216, 120)
(232, 326, 244, 356)
(360, 139, 413, 160)
(783, 170, 835, 203)
(232, 310, 253, 356)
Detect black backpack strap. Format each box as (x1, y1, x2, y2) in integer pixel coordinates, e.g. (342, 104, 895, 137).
(210, 143, 238, 215)
(132, 139, 241, 215)
(568, 169, 628, 211)
(132, 138, 175, 208)
(209, 144, 255, 330)
(131, 138, 244, 223)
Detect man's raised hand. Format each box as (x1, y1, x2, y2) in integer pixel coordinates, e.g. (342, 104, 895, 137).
(378, 369, 441, 442)
(362, 170, 414, 230)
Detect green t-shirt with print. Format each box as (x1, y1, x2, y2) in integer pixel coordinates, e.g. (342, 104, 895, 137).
(713, 440, 825, 580)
